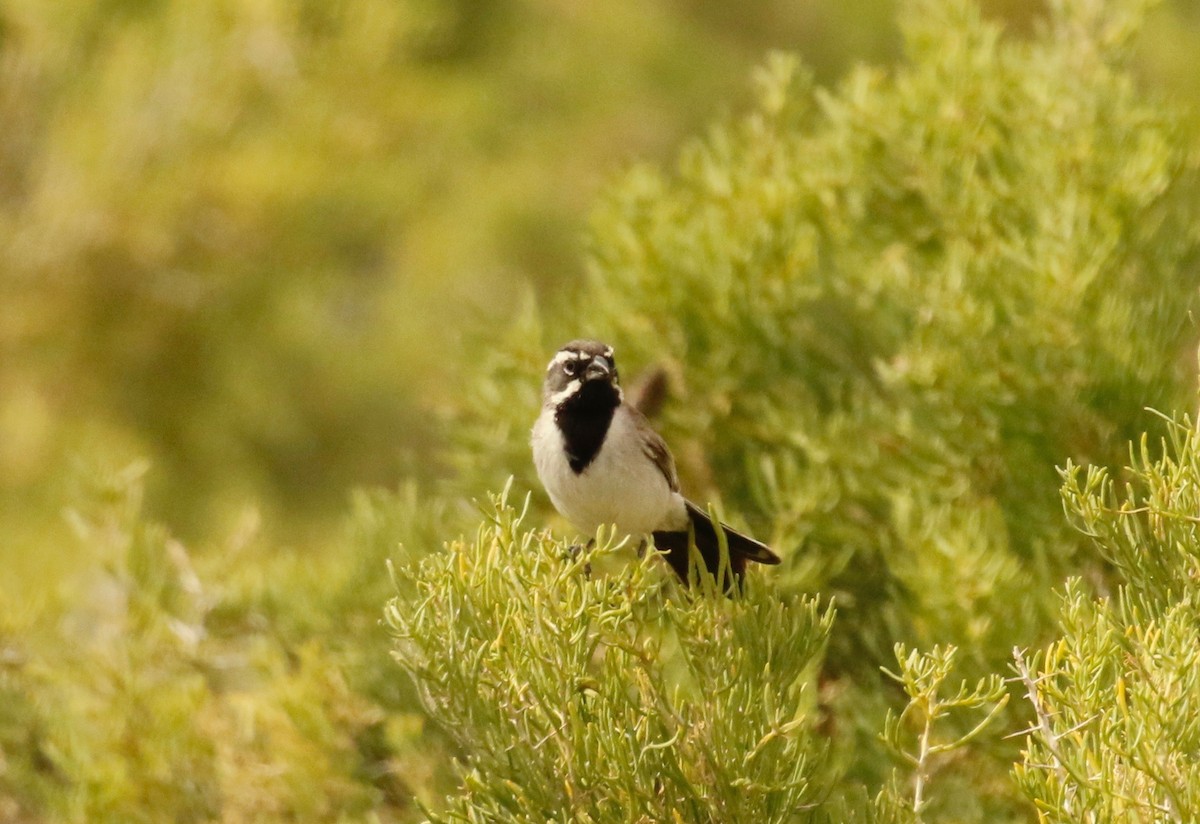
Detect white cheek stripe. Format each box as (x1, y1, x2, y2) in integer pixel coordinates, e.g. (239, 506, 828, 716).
(549, 379, 582, 406)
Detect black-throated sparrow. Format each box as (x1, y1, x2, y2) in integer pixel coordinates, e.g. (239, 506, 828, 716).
(531, 339, 781, 584)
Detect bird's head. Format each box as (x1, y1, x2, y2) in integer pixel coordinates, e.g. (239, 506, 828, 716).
(543, 339, 621, 408)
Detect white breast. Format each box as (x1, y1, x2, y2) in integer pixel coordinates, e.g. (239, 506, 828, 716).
(531, 405, 686, 537)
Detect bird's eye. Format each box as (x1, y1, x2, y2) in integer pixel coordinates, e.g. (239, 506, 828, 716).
(563, 360, 579, 376)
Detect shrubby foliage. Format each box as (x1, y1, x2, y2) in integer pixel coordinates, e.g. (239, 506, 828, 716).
(422, 0, 1200, 819)
(577, 0, 1199, 670)
(386, 484, 833, 822)
(0, 464, 455, 822)
(459, 0, 1200, 684)
(1014, 417, 1200, 820)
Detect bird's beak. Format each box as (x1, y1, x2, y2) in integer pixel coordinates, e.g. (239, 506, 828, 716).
(584, 357, 612, 382)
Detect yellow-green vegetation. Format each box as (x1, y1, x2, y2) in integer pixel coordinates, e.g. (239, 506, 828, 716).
(5, 0, 1200, 821)
(387, 485, 834, 821)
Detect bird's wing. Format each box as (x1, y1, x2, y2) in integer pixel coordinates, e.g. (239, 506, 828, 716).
(629, 406, 679, 492)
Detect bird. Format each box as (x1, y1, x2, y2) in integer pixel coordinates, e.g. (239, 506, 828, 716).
(531, 339, 781, 586)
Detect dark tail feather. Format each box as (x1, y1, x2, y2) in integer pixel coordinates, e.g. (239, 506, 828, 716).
(652, 501, 781, 587)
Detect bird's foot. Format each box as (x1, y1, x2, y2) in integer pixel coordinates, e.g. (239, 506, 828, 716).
(564, 539, 595, 578)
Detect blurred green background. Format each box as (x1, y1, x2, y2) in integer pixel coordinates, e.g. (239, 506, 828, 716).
(1, 0, 1198, 617)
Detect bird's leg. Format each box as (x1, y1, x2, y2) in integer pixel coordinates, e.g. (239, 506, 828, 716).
(636, 538, 648, 559)
(565, 538, 595, 577)
(566, 537, 596, 560)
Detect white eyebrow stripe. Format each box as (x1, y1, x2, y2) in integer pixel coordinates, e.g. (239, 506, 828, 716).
(547, 349, 588, 370)
(603, 345, 614, 359)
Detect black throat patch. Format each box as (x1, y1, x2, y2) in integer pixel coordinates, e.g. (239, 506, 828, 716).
(555, 381, 620, 474)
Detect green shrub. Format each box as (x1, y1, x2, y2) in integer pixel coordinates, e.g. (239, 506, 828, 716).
(386, 484, 834, 822)
(422, 0, 1199, 818)
(1014, 416, 1200, 820)
(0, 464, 447, 822)
(575, 0, 1199, 669)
